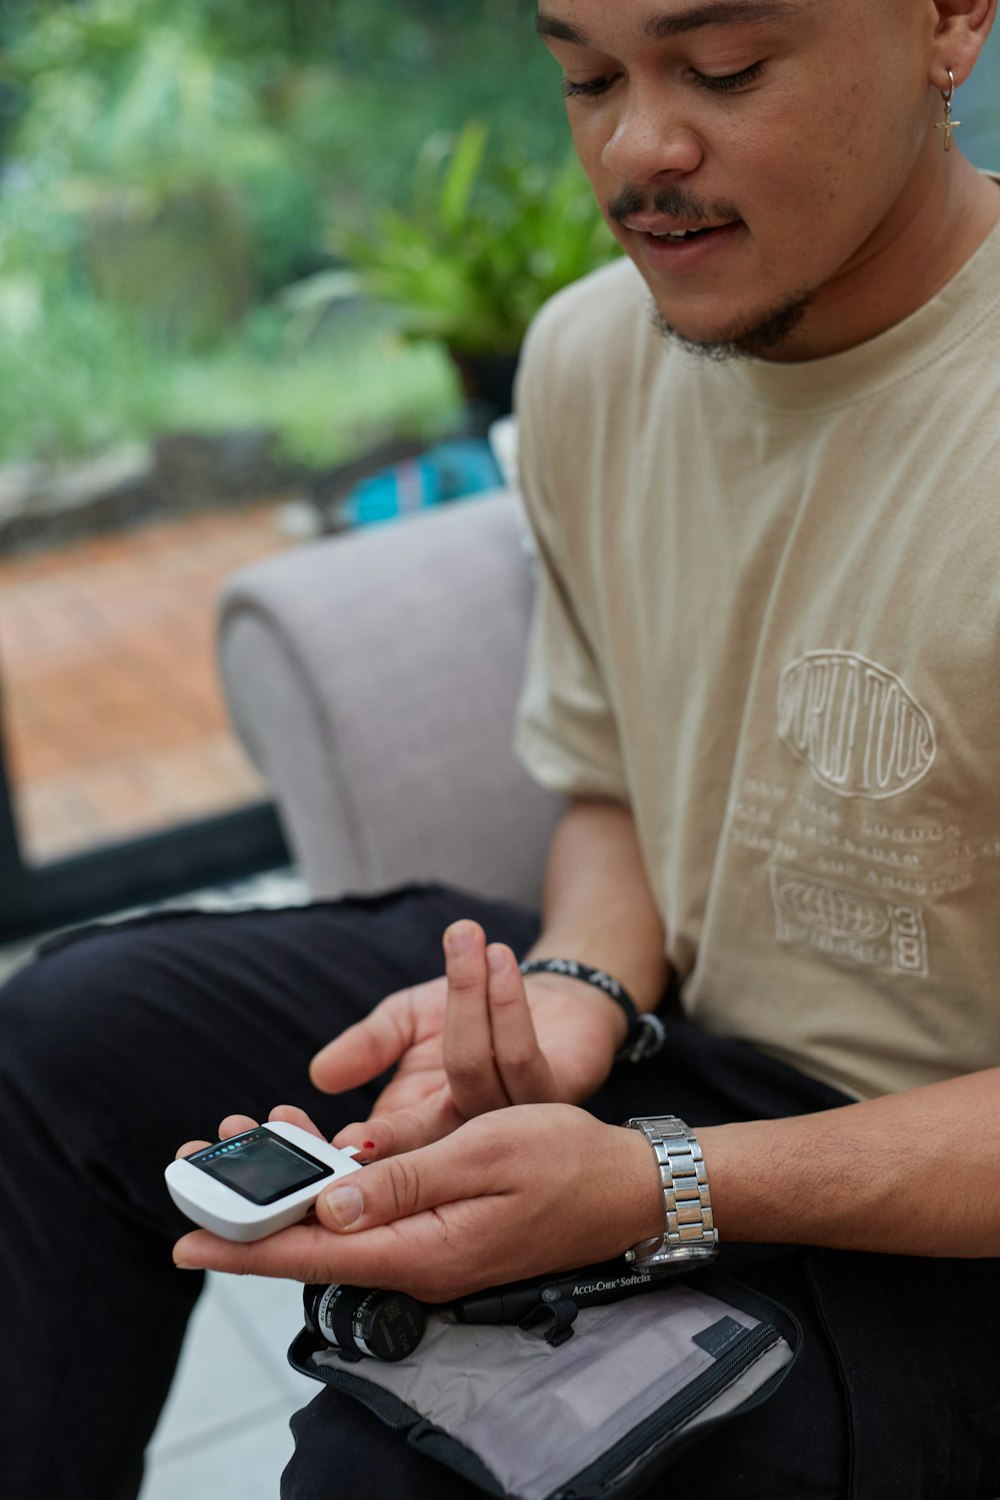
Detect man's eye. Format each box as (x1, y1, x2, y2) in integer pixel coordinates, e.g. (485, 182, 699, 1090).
(564, 74, 619, 99)
(691, 61, 765, 93)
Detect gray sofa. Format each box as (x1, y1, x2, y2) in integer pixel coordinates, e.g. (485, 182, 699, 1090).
(217, 491, 564, 909)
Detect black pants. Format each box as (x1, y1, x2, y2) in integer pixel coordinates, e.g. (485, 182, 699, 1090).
(1, 884, 998, 1500)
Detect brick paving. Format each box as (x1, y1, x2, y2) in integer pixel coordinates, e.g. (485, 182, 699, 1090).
(0, 505, 297, 864)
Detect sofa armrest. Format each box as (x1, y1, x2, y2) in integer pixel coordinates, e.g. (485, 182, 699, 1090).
(218, 492, 564, 907)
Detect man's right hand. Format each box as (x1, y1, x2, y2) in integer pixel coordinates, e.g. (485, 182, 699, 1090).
(310, 920, 627, 1159)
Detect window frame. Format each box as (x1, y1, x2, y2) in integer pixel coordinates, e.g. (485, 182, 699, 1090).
(0, 731, 288, 943)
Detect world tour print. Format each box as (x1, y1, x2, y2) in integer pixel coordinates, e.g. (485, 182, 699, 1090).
(777, 651, 936, 801)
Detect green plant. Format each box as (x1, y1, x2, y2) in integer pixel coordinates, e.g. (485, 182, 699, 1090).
(0, 265, 461, 467)
(0, 276, 169, 462)
(0, 0, 329, 319)
(312, 122, 619, 357)
(0, 0, 563, 314)
(162, 327, 461, 468)
(0, 2, 572, 463)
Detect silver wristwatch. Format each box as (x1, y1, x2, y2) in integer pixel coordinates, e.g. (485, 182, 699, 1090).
(623, 1115, 719, 1268)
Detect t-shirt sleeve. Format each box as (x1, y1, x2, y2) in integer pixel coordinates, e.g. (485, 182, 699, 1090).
(511, 300, 630, 803)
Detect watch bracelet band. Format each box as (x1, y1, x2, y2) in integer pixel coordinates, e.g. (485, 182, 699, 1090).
(623, 1115, 719, 1266)
(517, 958, 667, 1063)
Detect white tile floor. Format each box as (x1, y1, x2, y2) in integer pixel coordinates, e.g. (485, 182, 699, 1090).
(139, 1273, 310, 1500)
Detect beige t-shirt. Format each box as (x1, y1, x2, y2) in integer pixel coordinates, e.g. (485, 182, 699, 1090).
(514, 211, 1000, 1101)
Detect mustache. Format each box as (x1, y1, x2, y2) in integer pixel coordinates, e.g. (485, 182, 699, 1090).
(608, 185, 741, 225)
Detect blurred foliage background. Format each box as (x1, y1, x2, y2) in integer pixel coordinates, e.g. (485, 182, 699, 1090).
(0, 0, 997, 471)
(0, 0, 581, 468)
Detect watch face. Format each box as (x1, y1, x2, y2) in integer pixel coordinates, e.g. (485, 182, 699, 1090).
(638, 1245, 718, 1268)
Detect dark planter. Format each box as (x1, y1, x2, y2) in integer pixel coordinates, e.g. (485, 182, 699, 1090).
(450, 350, 521, 420)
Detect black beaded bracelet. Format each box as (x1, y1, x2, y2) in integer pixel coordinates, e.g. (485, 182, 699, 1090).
(517, 958, 666, 1064)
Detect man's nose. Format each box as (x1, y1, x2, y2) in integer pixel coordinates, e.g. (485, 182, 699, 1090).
(601, 88, 703, 184)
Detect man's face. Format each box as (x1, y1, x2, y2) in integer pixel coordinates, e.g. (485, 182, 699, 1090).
(537, 0, 938, 357)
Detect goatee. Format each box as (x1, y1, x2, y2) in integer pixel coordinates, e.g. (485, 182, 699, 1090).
(650, 292, 815, 362)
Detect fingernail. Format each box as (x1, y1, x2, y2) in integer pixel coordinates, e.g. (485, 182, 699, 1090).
(446, 922, 475, 956)
(173, 1236, 200, 1269)
(487, 944, 507, 974)
(324, 1184, 363, 1228)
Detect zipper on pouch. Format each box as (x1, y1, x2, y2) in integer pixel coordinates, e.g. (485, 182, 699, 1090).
(552, 1322, 782, 1500)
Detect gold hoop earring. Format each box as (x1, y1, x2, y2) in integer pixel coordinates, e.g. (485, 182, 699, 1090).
(936, 69, 961, 153)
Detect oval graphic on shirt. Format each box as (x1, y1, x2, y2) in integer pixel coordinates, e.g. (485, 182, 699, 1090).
(775, 878, 890, 941)
(777, 651, 936, 801)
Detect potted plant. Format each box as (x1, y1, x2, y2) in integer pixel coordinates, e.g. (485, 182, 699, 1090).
(286, 122, 619, 416)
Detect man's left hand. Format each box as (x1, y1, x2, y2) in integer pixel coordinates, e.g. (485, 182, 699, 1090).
(173, 1103, 663, 1301)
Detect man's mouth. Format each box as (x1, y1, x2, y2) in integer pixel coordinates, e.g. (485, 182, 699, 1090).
(617, 217, 746, 276)
(625, 219, 735, 241)
(649, 227, 715, 241)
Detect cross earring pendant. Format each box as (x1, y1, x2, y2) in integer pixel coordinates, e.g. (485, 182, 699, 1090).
(936, 106, 961, 152)
(936, 72, 961, 153)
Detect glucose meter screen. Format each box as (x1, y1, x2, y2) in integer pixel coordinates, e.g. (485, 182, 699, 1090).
(194, 1129, 333, 1206)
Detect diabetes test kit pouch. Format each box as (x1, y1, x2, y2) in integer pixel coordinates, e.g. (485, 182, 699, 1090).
(288, 1271, 801, 1500)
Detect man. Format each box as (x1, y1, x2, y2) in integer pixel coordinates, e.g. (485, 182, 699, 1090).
(2, 1, 999, 1495)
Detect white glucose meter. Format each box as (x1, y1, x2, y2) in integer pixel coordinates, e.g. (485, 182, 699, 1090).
(165, 1121, 364, 1242)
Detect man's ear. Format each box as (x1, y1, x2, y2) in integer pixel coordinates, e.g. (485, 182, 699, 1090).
(929, 0, 997, 89)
